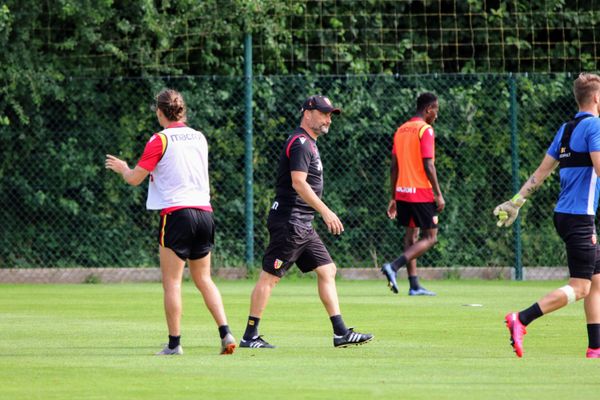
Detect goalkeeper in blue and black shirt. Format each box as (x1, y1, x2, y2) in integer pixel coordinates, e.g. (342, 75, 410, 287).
(494, 73, 600, 358)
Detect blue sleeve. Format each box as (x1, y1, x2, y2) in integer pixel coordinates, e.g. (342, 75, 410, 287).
(546, 125, 563, 160)
(587, 118, 600, 152)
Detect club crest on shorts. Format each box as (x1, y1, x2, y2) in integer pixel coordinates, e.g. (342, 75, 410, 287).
(274, 259, 284, 269)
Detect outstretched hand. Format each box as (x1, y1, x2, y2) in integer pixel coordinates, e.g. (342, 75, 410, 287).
(105, 154, 129, 175)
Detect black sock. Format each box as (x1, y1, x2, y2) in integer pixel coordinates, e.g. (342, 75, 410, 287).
(243, 316, 260, 340)
(330, 314, 348, 336)
(518, 303, 543, 326)
(218, 325, 231, 339)
(408, 276, 420, 290)
(391, 255, 407, 272)
(588, 323, 600, 349)
(168, 335, 180, 349)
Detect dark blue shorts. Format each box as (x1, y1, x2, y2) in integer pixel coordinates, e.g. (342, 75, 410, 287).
(553, 212, 600, 280)
(157, 208, 215, 261)
(262, 219, 333, 278)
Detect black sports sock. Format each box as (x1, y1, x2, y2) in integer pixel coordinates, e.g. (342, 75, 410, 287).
(408, 276, 420, 290)
(330, 314, 348, 336)
(587, 323, 600, 349)
(518, 303, 543, 326)
(218, 325, 231, 339)
(243, 316, 260, 340)
(391, 255, 407, 272)
(168, 335, 181, 349)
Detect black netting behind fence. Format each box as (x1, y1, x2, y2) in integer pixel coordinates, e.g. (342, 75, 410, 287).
(0, 74, 579, 272)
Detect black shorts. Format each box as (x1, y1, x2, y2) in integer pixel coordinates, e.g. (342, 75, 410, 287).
(262, 219, 333, 278)
(396, 201, 438, 229)
(553, 212, 600, 280)
(157, 208, 215, 261)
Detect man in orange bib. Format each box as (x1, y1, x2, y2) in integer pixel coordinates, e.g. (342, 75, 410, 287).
(381, 92, 445, 295)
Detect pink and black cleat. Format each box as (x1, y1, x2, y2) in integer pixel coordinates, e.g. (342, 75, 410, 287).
(586, 347, 600, 358)
(505, 312, 527, 358)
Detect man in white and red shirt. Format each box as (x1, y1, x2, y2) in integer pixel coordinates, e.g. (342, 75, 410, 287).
(105, 88, 236, 356)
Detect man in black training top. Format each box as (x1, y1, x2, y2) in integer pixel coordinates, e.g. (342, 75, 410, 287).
(240, 95, 373, 349)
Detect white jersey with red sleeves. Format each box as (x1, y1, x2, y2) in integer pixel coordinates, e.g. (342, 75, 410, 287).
(138, 122, 211, 210)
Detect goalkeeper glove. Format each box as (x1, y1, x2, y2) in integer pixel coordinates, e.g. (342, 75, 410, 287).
(493, 194, 527, 227)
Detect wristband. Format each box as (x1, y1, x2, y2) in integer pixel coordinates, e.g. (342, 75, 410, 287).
(510, 193, 527, 207)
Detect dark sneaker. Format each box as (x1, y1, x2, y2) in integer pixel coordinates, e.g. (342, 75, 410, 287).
(333, 328, 373, 348)
(155, 344, 183, 355)
(505, 312, 527, 358)
(240, 336, 275, 349)
(381, 263, 398, 294)
(408, 287, 436, 296)
(220, 333, 237, 355)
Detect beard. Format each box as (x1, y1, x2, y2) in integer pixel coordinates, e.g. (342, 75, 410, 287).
(316, 124, 329, 135)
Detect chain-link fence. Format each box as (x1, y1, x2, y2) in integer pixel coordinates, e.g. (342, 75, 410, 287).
(0, 73, 580, 276)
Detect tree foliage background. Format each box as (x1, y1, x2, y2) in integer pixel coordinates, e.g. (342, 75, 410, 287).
(0, 1, 597, 268)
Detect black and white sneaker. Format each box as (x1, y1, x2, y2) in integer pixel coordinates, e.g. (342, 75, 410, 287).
(333, 328, 373, 348)
(240, 335, 276, 349)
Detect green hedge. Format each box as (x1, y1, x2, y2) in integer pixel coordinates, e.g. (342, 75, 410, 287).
(0, 74, 577, 268)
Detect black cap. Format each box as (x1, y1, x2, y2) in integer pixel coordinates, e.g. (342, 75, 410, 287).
(300, 95, 341, 114)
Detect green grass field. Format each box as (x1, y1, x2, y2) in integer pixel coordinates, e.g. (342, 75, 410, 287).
(1, 278, 599, 400)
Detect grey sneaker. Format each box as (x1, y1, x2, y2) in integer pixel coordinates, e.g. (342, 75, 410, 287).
(408, 287, 436, 296)
(155, 344, 183, 355)
(381, 263, 399, 294)
(220, 333, 237, 355)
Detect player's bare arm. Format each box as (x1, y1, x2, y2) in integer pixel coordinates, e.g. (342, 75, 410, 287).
(291, 170, 344, 235)
(494, 154, 558, 227)
(590, 151, 600, 177)
(517, 154, 559, 199)
(423, 158, 445, 212)
(105, 154, 150, 186)
(387, 158, 398, 219)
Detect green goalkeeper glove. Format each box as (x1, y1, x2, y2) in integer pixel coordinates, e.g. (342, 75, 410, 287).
(493, 194, 527, 227)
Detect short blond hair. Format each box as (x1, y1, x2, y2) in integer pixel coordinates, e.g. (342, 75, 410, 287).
(573, 73, 600, 106)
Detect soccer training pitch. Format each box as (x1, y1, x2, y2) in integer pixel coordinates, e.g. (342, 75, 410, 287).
(1, 279, 598, 400)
